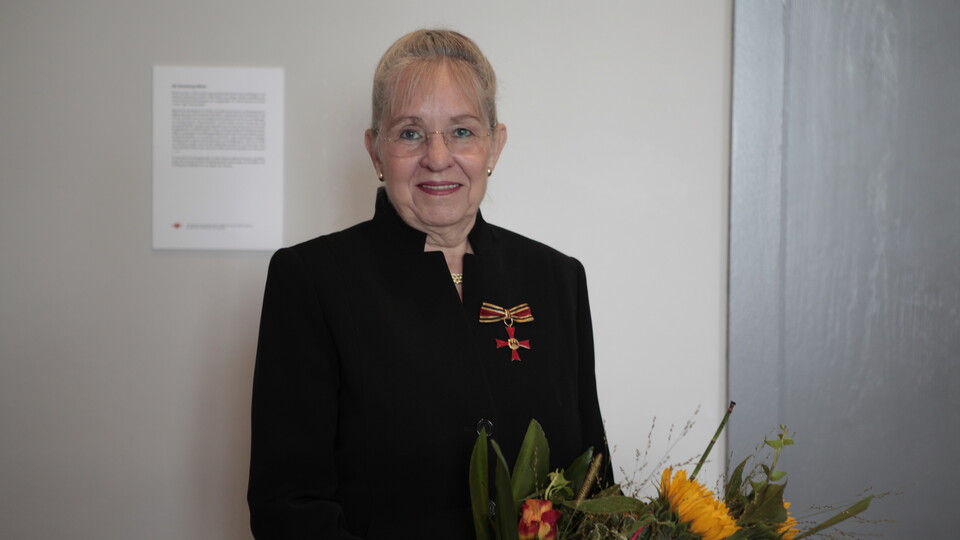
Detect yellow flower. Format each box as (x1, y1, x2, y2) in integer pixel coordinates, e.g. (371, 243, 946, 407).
(778, 502, 800, 540)
(660, 468, 740, 540)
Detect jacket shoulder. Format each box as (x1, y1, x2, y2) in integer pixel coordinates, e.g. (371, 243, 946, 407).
(486, 223, 584, 271)
(275, 220, 377, 265)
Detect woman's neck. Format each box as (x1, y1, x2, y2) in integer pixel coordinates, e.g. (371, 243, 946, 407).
(424, 235, 472, 274)
(424, 232, 472, 302)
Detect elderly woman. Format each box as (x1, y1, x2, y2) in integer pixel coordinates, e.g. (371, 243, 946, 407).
(248, 29, 610, 539)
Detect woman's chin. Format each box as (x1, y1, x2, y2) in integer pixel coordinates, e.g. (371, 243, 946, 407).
(412, 206, 477, 232)
(404, 195, 473, 226)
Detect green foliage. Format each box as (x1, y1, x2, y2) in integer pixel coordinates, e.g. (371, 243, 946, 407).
(545, 470, 574, 501)
(470, 427, 492, 540)
(739, 482, 788, 525)
(794, 496, 874, 539)
(723, 457, 749, 511)
(565, 447, 595, 497)
(470, 418, 878, 540)
(561, 495, 647, 514)
(723, 425, 873, 539)
(491, 439, 520, 540)
(725, 522, 781, 539)
(637, 501, 699, 540)
(512, 420, 550, 501)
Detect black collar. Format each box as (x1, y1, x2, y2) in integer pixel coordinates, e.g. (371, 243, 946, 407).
(371, 187, 495, 255)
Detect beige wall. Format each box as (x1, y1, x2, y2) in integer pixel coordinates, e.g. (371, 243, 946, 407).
(0, 1, 731, 537)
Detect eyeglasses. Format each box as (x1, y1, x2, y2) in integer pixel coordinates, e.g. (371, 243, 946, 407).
(377, 126, 492, 157)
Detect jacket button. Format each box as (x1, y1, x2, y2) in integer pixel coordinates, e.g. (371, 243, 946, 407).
(476, 418, 494, 436)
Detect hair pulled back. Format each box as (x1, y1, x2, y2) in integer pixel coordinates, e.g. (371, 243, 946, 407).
(370, 29, 498, 131)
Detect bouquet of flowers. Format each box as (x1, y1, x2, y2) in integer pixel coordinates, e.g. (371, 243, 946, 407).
(469, 403, 874, 540)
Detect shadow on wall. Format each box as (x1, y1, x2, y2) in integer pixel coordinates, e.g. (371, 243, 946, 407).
(192, 269, 262, 539)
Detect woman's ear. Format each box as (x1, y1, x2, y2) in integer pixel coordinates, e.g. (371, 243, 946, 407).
(486, 123, 508, 173)
(364, 129, 383, 178)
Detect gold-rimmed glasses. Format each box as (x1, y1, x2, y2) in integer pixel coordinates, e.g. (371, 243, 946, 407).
(377, 126, 492, 157)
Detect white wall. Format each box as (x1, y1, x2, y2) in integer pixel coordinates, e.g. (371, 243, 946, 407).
(0, 1, 731, 538)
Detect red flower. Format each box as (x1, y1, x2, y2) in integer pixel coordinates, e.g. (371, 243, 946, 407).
(518, 499, 562, 540)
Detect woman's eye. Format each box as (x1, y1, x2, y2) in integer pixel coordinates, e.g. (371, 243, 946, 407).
(398, 129, 423, 141)
(451, 127, 474, 139)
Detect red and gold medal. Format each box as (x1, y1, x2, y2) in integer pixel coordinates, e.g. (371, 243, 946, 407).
(479, 302, 533, 361)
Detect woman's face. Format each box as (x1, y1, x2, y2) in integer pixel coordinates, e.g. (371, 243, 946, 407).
(365, 65, 506, 238)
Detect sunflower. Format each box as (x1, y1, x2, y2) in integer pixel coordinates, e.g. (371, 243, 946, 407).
(660, 468, 740, 540)
(777, 502, 800, 539)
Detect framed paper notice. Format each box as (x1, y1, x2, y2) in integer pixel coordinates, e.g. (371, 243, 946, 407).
(153, 66, 283, 250)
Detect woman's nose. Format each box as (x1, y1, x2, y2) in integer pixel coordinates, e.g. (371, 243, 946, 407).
(420, 132, 454, 169)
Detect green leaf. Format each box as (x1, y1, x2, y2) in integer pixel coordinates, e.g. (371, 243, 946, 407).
(724, 529, 752, 540)
(765, 439, 783, 450)
(565, 447, 594, 497)
(490, 439, 520, 540)
(795, 496, 874, 539)
(768, 471, 787, 482)
(622, 513, 657, 536)
(730, 523, 779, 539)
(511, 419, 549, 501)
(469, 428, 493, 540)
(561, 495, 648, 514)
(725, 457, 749, 502)
(739, 482, 787, 524)
(544, 470, 573, 500)
(594, 484, 622, 498)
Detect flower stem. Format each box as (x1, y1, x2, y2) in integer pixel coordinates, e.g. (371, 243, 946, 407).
(574, 453, 604, 503)
(690, 401, 735, 481)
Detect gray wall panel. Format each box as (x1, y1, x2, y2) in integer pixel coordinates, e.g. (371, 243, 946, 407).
(730, 1, 959, 537)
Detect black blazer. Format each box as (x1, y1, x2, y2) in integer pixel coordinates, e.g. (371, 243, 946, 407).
(248, 189, 609, 539)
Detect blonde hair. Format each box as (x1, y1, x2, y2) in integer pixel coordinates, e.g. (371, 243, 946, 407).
(370, 29, 498, 131)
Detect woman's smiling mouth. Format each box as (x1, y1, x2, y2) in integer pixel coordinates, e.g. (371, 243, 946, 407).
(417, 182, 462, 194)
